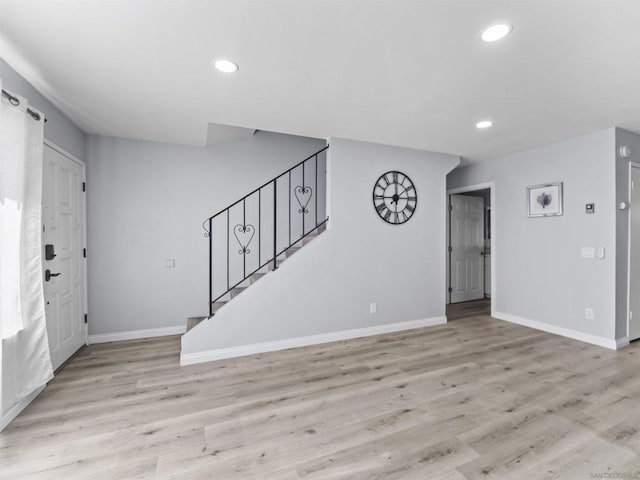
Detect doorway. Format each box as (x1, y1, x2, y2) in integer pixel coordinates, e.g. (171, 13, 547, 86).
(629, 163, 640, 341)
(446, 183, 494, 319)
(42, 142, 87, 371)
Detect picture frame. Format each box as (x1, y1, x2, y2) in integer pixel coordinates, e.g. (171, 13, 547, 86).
(527, 182, 563, 217)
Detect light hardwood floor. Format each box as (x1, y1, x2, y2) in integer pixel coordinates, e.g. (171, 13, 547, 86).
(447, 298, 491, 321)
(2, 313, 640, 479)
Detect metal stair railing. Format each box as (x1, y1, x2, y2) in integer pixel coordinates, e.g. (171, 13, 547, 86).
(202, 145, 329, 316)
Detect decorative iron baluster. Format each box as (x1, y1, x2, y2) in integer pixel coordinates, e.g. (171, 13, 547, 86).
(294, 186, 313, 214)
(233, 224, 255, 254)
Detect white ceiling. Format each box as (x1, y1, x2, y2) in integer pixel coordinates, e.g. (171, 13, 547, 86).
(1, 1, 639, 162)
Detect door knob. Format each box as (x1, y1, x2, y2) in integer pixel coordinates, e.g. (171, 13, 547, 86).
(45, 269, 61, 282)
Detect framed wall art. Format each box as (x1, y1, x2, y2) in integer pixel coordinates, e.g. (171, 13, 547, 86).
(527, 182, 563, 217)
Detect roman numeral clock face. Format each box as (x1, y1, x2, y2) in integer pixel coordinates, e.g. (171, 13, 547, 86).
(372, 171, 417, 225)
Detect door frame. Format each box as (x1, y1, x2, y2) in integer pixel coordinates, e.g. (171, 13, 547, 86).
(446, 182, 495, 317)
(627, 162, 640, 340)
(43, 139, 88, 347)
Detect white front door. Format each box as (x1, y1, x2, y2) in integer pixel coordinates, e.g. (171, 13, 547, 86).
(42, 144, 86, 370)
(630, 166, 640, 341)
(450, 194, 485, 303)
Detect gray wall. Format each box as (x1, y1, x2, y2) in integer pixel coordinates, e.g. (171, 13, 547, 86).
(448, 129, 617, 341)
(182, 137, 459, 356)
(615, 128, 640, 338)
(0, 57, 85, 160)
(85, 131, 326, 335)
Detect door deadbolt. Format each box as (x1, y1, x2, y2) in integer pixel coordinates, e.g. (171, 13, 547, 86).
(45, 244, 56, 260)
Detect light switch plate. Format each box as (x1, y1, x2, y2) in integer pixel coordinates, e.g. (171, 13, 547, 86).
(597, 247, 605, 259)
(165, 259, 175, 268)
(581, 247, 595, 259)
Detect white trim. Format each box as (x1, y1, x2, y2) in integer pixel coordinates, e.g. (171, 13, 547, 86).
(617, 336, 630, 349)
(0, 386, 46, 432)
(493, 311, 621, 350)
(446, 181, 496, 316)
(627, 162, 640, 340)
(326, 144, 333, 230)
(180, 316, 447, 366)
(447, 182, 494, 195)
(88, 325, 186, 344)
(43, 138, 85, 166)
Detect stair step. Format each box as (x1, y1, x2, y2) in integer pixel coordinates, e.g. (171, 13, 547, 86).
(249, 272, 266, 284)
(285, 246, 301, 258)
(292, 224, 327, 246)
(230, 286, 246, 298)
(218, 292, 232, 302)
(302, 234, 318, 246)
(186, 316, 208, 331)
(236, 270, 269, 288)
(211, 301, 227, 313)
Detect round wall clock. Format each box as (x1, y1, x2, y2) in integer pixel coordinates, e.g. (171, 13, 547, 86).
(372, 171, 417, 225)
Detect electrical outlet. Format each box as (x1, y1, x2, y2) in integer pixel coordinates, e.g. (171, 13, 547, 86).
(370, 302, 377, 314)
(585, 308, 594, 320)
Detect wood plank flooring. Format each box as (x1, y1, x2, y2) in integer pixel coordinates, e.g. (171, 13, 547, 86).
(2, 313, 640, 479)
(447, 298, 491, 321)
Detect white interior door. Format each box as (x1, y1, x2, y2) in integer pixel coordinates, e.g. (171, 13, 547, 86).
(42, 144, 87, 370)
(450, 194, 484, 303)
(629, 166, 640, 341)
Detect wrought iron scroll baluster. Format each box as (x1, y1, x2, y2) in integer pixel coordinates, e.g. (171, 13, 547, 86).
(233, 224, 255, 255)
(294, 186, 312, 214)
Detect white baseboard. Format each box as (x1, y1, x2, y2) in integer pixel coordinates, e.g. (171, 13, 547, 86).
(493, 311, 621, 350)
(0, 385, 45, 432)
(616, 336, 630, 349)
(88, 325, 186, 344)
(181, 316, 447, 366)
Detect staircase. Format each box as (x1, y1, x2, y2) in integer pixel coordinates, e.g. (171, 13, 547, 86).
(187, 145, 329, 331)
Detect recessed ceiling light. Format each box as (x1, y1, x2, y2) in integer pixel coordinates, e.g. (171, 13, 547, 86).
(213, 59, 239, 73)
(481, 23, 512, 42)
(476, 120, 493, 129)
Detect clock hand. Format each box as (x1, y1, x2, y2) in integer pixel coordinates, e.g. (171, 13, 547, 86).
(375, 195, 398, 202)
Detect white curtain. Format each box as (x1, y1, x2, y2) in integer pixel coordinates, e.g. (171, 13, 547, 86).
(0, 81, 53, 425)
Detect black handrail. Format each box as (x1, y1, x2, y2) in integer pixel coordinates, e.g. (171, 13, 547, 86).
(204, 145, 329, 316)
